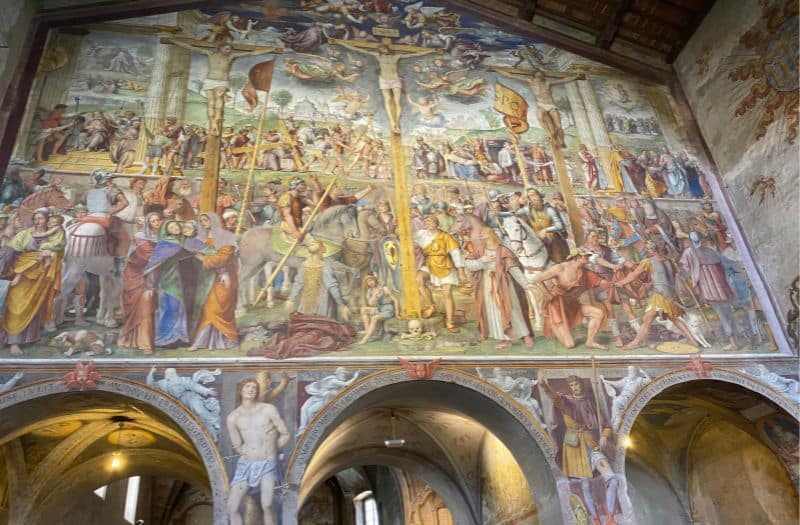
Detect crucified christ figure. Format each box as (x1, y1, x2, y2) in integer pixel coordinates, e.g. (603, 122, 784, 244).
(329, 38, 440, 134)
(162, 38, 282, 136)
(487, 65, 585, 148)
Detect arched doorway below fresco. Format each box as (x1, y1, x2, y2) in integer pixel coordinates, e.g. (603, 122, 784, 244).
(300, 465, 456, 525)
(0, 389, 218, 525)
(624, 380, 799, 525)
(291, 376, 564, 525)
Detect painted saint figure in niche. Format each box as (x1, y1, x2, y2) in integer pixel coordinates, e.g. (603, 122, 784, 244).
(227, 377, 290, 525)
(537, 371, 619, 525)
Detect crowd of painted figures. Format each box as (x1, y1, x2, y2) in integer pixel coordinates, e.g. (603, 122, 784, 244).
(0, 151, 762, 356)
(30, 103, 711, 201)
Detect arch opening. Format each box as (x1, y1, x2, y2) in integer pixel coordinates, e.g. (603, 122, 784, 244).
(622, 379, 799, 525)
(290, 373, 566, 525)
(0, 379, 228, 524)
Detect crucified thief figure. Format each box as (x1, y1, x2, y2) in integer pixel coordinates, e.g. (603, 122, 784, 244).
(488, 65, 584, 148)
(163, 39, 282, 136)
(329, 38, 440, 134)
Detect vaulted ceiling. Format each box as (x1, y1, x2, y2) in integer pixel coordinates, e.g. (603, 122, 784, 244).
(0, 391, 209, 524)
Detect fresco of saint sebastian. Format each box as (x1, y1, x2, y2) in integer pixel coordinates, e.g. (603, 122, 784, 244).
(328, 36, 441, 134)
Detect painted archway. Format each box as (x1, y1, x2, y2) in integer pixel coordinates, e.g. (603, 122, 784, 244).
(612, 367, 800, 473)
(286, 366, 573, 525)
(0, 375, 229, 524)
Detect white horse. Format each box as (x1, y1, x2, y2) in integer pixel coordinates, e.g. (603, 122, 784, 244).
(56, 220, 121, 328)
(500, 215, 550, 331)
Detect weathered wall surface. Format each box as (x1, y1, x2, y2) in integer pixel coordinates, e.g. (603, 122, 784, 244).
(0, 0, 37, 99)
(688, 419, 798, 525)
(674, 0, 799, 339)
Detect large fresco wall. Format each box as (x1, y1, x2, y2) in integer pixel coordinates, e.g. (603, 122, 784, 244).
(674, 0, 799, 348)
(0, 0, 787, 360)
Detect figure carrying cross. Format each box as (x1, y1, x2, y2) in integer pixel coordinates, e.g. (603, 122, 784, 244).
(487, 65, 585, 148)
(161, 38, 282, 136)
(328, 36, 441, 134)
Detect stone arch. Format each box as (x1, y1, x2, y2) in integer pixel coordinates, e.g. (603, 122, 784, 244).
(304, 447, 480, 525)
(613, 367, 800, 472)
(0, 375, 229, 524)
(286, 367, 572, 525)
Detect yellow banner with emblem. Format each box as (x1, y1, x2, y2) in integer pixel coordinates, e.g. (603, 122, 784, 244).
(494, 81, 529, 136)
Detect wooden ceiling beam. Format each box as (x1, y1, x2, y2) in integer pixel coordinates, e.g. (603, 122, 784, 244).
(536, 6, 603, 33)
(596, 0, 633, 48)
(518, 0, 539, 21)
(665, 0, 714, 63)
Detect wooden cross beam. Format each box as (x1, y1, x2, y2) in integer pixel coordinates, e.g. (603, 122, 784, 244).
(596, 0, 633, 49)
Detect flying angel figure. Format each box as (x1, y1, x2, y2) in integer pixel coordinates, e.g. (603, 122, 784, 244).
(746, 175, 777, 206)
(403, 2, 460, 29)
(284, 53, 361, 83)
(415, 68, 487, 98)
(200, 11, 259, 42)
(510, 44, 555, 68)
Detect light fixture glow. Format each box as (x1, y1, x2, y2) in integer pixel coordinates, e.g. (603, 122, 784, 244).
(110, 452, 122, 470)
(622, 436, 633, 449)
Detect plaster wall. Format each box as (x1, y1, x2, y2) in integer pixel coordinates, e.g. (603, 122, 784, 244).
(674, 0, 800, 330)
(478, 432, 537, 525)
(688, 419, 798, 525)
(0, 0, 37, 100)
(625, 459, 686, 525)
(370, 465, 404, 525)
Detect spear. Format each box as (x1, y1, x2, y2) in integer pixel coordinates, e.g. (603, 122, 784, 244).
(253, 173, 340, 305)
(236, 59, 275, 235)
(235, 99, 269, 235)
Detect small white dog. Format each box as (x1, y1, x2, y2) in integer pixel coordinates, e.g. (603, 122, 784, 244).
(53, 330, 110, 356)
(655, 311, 711, 348)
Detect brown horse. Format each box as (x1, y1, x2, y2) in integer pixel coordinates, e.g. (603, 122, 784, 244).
(17, 186, 73, 226)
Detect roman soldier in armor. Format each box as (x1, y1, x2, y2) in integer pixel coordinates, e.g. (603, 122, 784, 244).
(516, 188, 569, 262)
(278, 177, 316, 240)
(81, 169, 130, 274)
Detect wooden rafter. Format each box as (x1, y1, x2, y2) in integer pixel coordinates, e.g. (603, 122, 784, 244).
(517, 0, 538, 21)
(596, 0, 633, 48)
(665, 0, 715, 63)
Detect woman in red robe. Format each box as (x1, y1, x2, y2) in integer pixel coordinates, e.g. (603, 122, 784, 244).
(117, 212, 162, 354)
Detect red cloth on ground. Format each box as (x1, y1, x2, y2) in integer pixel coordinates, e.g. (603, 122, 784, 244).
(249, 312, 357, 359)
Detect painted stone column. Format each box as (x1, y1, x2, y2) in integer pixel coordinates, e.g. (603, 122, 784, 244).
(164, 12, 196, 123)
(565, 81, 597, 147)
(136, 34, 173, 162)
(644, 84, 688, 153)
(37, 29, 87, 111)
(164, 48, 191, 122)
(578, 77, 618, 191)
(577, 78, 612, 147)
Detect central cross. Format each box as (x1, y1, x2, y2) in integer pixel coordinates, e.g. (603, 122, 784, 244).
(327, 30, 441, 317)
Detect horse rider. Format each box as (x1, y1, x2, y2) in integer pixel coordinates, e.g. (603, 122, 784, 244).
(80, 169, 129, 275)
